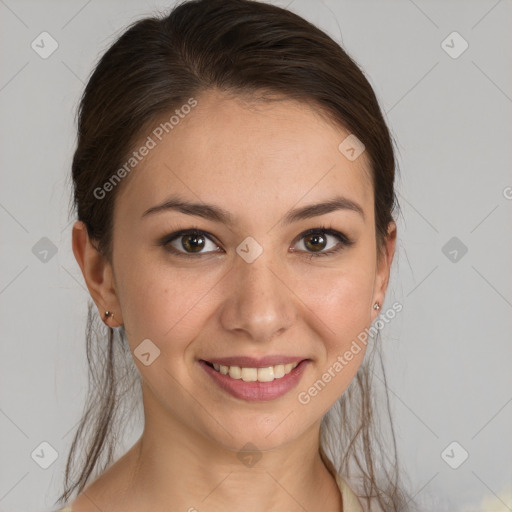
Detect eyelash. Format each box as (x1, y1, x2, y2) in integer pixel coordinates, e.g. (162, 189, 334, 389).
(156, 225, 355, 260)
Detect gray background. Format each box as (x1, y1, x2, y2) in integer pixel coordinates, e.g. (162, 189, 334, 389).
(1, 1, 511, 511)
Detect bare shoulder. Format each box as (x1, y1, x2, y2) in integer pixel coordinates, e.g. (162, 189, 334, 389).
(68, 475, 126, 512)
(68, 445, 140, 512)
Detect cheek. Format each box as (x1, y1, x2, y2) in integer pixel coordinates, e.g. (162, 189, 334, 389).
(304, 263, 375, 339)
(298, 254, 376, 391)
(115, 248, 221, 350)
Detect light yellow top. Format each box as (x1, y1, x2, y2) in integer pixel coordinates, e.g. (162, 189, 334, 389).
(54, 448, 363, 512)
(320, 444, 364, 512)
(335, 472, 364, 511)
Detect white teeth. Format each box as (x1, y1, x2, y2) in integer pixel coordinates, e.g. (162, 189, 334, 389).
(228, 366, 242, 379)
(257, 366, 274, 382)
(273, 364, 285, 378)
(210, 361, 300, 382)
(241, 367, 258, 382)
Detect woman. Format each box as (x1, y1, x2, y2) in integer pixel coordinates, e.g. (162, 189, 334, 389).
(54, 0, 414, 510)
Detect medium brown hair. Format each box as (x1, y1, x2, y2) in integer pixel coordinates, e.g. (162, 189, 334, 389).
(58, 1, 415, 510)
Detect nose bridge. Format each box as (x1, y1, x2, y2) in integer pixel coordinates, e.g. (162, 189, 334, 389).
(237, 250, 280, 298)
(220, 240, 296, 340)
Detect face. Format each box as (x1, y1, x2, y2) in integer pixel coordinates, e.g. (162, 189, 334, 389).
(75, 88, 395, 453)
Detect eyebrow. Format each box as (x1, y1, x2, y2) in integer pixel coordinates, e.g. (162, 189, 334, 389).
(141, 194, 365, 224)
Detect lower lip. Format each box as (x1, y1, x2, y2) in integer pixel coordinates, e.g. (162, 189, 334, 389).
(199, 360, 310, 402)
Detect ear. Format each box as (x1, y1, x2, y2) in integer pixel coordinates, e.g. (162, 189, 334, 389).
(72, 220, 123, 327)
(371, 221, 397, 320)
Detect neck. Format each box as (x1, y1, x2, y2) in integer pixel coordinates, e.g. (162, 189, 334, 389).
(114, 391, 342, 512)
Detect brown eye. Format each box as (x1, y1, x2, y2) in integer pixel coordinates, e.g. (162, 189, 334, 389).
(181, 233, 206, 253)
(303, 233, 327, 252)
(161, 229, 221, 257)
(292, 228, 354, 258)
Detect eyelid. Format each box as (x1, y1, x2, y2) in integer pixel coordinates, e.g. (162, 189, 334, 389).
(157, 227, 222, 258)
(290, 227, 354, 259)
(157, 226, 354, 258)
(292, 227, 353, 247)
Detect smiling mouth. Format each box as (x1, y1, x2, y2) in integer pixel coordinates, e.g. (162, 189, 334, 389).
(202, 360, 302, 383)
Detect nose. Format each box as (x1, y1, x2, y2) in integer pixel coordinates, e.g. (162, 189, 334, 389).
(219, 251, 298, 343)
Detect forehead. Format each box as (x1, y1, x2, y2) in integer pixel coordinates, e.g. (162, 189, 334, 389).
(114, 89, 373, 227)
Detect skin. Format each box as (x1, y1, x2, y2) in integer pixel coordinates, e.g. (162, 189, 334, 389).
(71, 88, 396, 512)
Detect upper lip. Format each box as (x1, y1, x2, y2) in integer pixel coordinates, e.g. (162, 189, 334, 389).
(202, 355, 308, 368)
